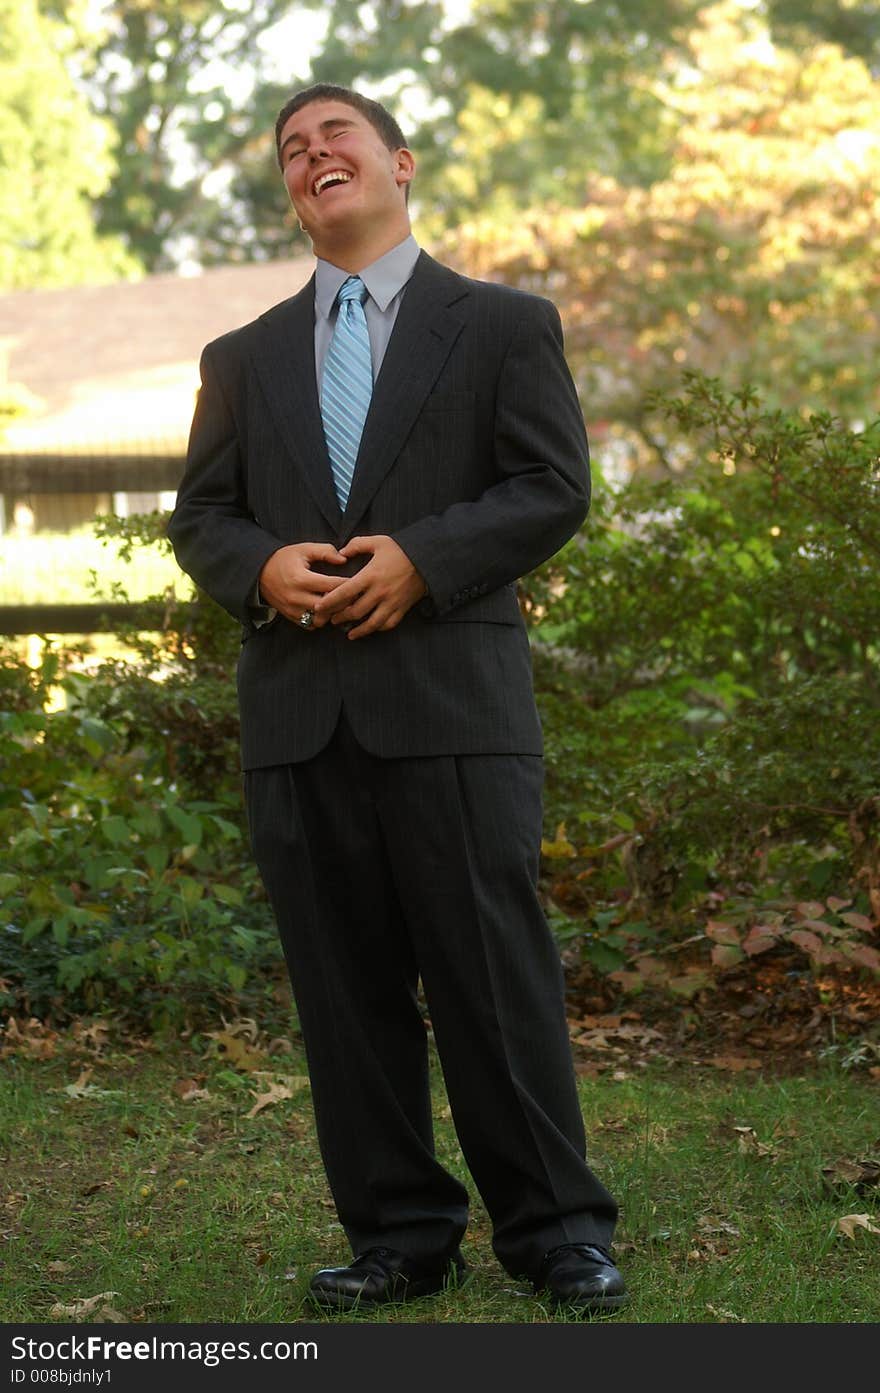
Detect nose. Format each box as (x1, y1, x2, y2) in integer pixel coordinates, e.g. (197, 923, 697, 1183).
(308, 141, 331, 164)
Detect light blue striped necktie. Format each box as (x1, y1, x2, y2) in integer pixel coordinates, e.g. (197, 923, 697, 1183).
(321, 275, 373, 510)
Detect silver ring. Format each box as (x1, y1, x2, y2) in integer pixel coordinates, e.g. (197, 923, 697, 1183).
(298, 609, 314, 629)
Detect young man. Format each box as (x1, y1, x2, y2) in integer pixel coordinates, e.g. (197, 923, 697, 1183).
(167, 83, 626, 1315)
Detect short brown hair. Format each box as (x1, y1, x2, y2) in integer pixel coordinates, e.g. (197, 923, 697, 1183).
(274, 84, 409, 170)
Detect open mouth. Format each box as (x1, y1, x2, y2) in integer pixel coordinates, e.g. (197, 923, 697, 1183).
(313, 170, 353, 196)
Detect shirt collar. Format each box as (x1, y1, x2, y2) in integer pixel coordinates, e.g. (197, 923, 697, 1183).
(314, 234, 421, 319)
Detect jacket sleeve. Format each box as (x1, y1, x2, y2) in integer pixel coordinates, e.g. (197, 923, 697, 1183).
(390, 297, 590, 617)
(166, 342, 283, 626)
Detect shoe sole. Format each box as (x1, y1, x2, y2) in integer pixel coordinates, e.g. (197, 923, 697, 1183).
(308, 1268, 472, 1312)
(551, 1292, 629, 1315)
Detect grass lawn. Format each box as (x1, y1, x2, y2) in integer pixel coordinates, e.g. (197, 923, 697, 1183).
(2, 1030, 878, 1325)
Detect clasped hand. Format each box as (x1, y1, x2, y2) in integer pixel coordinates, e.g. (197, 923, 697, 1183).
(258, 536, 426, 640)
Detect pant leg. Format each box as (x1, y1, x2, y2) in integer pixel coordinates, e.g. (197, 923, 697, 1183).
(368, 746, 618, 1278)
(244, 715, 469, 1263)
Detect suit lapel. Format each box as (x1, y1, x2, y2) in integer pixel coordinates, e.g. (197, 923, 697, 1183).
(247, 253, 470, 540)
(250, 276, 343, 531)
(340, 252, 469, 540)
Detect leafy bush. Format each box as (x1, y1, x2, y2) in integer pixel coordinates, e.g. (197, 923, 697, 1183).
(2, 377, 876, 1022)
(532, 376, 880, 974)
(0, 662, 281, 1029)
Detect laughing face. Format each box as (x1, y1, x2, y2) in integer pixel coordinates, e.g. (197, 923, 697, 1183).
(278, 100, 415, 257)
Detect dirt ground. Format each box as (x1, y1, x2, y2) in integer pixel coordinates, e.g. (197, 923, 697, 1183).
(562, 949, 880, 1077)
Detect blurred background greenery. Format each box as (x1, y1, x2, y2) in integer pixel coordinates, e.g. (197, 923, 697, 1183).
(0, 1, 878, 1033)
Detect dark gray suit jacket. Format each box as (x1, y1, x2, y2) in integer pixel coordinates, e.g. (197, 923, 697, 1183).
(167, 250, 590, 768)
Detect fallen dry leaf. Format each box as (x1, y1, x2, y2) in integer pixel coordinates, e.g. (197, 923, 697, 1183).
(62, 1070, 119, 1101)
(645, 1123, 671, 1147)
(173, 1077, 210, 1102)
(666, 969, 713, 998)
(821, 1158, 880, 1195)
(49, 1291, 121, 1320)
(96, 1306, 128, 1323)
(1, 1016, 59, 1060)
(221, 1016, 259, 1041)
(73, 1020, 110, 1053)
(711, 1055, 762, 1073)
(574, 1062, 603, 1077)
(206, 1030, 268, 1072)
(63, 1069, 96, 1099)
(697, 1216, 741, 1237)
(245, 1075, 309, 1119)
(705, 1304, 745, 1322)
(572, 1029, 611, 1049)
(732, 1126, 776, 1158)
(836, 1213, 880, 1239)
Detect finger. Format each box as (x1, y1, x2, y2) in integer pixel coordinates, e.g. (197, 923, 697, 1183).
(339, 535, 378, 558)
(314, 578, 368, 616)
(277, 601, 319, 628)
(294, 607, 325, 631)
(305, 544, 347, 565)
(307, 572, 350, 595)
(347, 604, 396, 640)
(330, 591, 380, 624)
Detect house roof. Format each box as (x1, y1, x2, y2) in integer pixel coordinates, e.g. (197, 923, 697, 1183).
(0, 257, 314, 454)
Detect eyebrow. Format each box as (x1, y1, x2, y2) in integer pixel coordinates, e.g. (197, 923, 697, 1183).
(279, 117, 354, 158)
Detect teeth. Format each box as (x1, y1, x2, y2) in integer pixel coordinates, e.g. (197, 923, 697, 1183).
(314, 171, 352, 195)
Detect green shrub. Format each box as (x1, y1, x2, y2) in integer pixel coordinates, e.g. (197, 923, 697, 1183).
(532, 376, 880, 965)
(3, 377, 876, 1020)
(0, 687, 281, 1029)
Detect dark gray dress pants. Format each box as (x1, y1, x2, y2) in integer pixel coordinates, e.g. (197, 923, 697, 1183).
(244, 709, 617, 1277)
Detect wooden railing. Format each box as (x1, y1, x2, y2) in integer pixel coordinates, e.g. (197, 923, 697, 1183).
(0, 450, 184, 494)
(0, 449, 185, 634)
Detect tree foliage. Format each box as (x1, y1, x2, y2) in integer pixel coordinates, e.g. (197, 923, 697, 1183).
(445, 2, 880, 470)
(31, 0, 880, 286)
(82, 0, 296, 270)
(0, 0, 135, 288)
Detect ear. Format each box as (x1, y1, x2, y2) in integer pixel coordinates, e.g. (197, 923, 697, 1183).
(395, 147, 416, 191)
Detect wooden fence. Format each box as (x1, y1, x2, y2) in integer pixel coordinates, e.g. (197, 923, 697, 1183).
(0, 450, 183, 495)
(0, 450, 184, 635)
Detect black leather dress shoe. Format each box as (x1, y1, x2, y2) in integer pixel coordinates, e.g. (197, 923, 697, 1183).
(535, 1243, 628, 1313)
(308, 1246, 468, 1310)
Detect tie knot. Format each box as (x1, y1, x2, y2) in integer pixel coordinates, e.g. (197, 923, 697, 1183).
(337, 276, 367, 307)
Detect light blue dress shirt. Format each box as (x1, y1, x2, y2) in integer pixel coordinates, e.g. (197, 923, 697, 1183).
(313, 233, 421, 387)
(253, 234, 421, 618)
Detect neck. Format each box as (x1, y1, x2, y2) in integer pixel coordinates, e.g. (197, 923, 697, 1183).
(312, 212, 412, 274)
